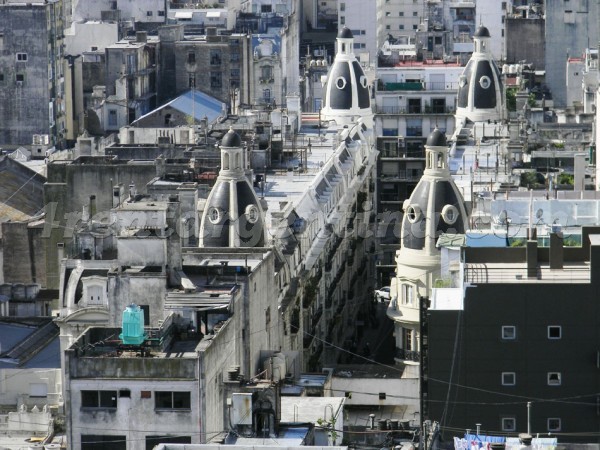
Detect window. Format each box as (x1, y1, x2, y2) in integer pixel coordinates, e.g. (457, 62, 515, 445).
(379, 392, 386, 400)
(263, 88, 271, 102)
(385, 12, 391, 17)
(110, 0, 117, 9)
(119, 390, 131, 398)
(402, 328, 412, 350)
(402, 284, 414, 304)
(547, 372, 561, 386)
(188, 75, 196, 88)
(210, 72, 222, 89)
(210, 49, 221, 66)
(230, 68, 240, 78)
(340, 16, 345, 25)
(547, 418, 561, 431)
(399, 11, 404, 16)
(81, 390, 117, 408)
(16, 53, 27, 62)
(16, 73, 25, 83)
(340, 2, 345, 11)
(399, 25, 404, 30)
(502, 417, 516, 431)
(0, 73, 4, 83)
(413, 24, 418, 30)
(155, 391, 191, 410)
(158, 10, 165, 16)
(413, 11, 418, 16)
(548, 326, 562, 339)
(140, 305, 150, 326)
(261, 65, 273, 80)
(146, 10, 153, 16)
(502, 372, 515, 386)
(502, 326, 516, 340)
(187, 52, 195, 64)
(108, 110, 117, 127)
(82, 435, 126, 450)
(261, 4, 272, 12)
(386, 25, 391, 30)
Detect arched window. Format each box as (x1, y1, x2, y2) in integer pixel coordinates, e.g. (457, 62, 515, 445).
(223, 153, 230, 170)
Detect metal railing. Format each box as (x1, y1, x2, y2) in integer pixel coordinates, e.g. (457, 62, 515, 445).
(464, 264, 590, 284)
(375, 106, 456, 115)
(396, 348, 420, 362)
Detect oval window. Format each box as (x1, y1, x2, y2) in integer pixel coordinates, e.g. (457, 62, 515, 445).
(208, 207, 221, 224)
(441, 205, 459, 225)
(245, 205, 259, 224)
(406, 204, 422, 224)
(360, 75, 368, 88)
(335, 76, 347, 90)
(479, 75, 491, 89)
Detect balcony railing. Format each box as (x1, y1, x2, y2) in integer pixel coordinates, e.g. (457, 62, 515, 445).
(376, 106, 455, 115)
(378, 81, 459, 92)
(396, 348, 420, 362)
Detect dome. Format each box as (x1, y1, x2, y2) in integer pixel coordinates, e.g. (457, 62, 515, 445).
(474, 26, 491, 38)
(338, 27, 353, 39)
(426, 129, 447, 147)
(221, 128, 242, 148)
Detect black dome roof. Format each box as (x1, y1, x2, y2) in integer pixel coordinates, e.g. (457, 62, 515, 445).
(221, 128, 242, 147)
(426, 129, 447, 147)
(338, 27, 353, 39)
(474, 26, 491, 38)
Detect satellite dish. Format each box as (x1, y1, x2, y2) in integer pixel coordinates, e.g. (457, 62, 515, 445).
(536, 208, 543, 219)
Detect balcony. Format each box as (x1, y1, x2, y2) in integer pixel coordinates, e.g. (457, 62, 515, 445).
(375, 106, 455, 115)
(395, 348, 420, 363)
(378, 81, 458, 92)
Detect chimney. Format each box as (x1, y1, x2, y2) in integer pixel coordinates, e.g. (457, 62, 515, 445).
(136, 31, 147, 43)
(129, 182, 137, 200)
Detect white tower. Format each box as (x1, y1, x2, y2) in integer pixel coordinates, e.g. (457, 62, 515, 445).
(388, 129, 469, 365)
(455, 26, 505, 123)
(321, 27, 373, 128)
(199, 128, 266, 248)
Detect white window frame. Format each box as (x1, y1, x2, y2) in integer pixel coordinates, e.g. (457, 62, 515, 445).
(547, 417, 561, 431)
(502, 325, 516, 340)
(548, 325, 562, 339)
(547, 372, 562, 386)
(501, 417, 516, 432)
(16, 52, 27, 62)
(502, 372, 515, 386)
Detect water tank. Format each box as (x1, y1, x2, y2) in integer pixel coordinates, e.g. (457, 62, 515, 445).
(119, 304, 146, 345)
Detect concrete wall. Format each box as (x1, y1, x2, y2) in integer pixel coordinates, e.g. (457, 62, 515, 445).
(427, 277, 600, 438)
(67, 378, 200, 450)
(107, 272, 168, 327)
(0, 368, 62, 407)
(44, 159, 174, 289)
(505, 18, 545, 68)
(72, 0, 165, 23)
(545, 0, 598, 107)
(64, 22, 119, 55)
(0, 4, 51, 145)
(1, 222, 47, 286)
(172, 35, 249, 105)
